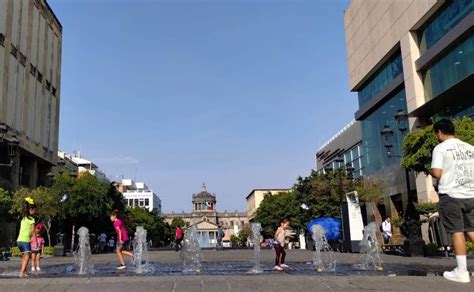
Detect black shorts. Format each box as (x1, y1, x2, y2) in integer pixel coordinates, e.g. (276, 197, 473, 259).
(438, 194, 474, 233)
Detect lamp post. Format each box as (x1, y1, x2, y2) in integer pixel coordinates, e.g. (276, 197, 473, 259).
(48, 159, 76, 256)
(380, 109, 424, 256)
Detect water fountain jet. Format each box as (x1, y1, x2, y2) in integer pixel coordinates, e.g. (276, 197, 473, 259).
(74, 227, 94, 275)
(247, 222, 263, 274)
(311, 224, 336, 272)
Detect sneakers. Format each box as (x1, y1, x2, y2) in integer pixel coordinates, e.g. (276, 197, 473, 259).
(31, 267, 36, 272)
(274, 265, 283, 271)
(443, 268, 470, 283)
(117, 265, 127, 270)
(36, 267, 41, 271)
(280, 264, 290, 269)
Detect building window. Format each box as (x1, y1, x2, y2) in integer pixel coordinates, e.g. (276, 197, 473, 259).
(418, 0, 473, 53)
(357, 51, 403, 108)
(0, 33, 4, 47)
(10, 44, 18, 58)
(241, 221, 244, 226)
(422, 33, 474, 100)
(145, 198, 149, 206)
(230, 221, 234, 226)
(45, 80, 51, 91)
(19, 52, 26, 66)
(134, 199, 138, 207)
(30, 64, 37, 76)
(360, 88, 408, 176)
(139, 199, 144, 207)
(37, 72, 43, 83)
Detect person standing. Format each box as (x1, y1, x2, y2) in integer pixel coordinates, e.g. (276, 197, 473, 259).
(273, 218, 295, 271)
(175, 226, 183, 252)
(17, 198, 37, 277)
(108, 237, 115, 252)
(30, 223, 45, 272)
(431, 119, 474, 283)
(382, 217, 392, 244)
(99, 233, 107, 253)
(216, 225, 225, 251)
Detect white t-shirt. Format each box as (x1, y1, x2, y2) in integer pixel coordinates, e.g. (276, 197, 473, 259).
(431, 138, 474, 198)
(382, 221, 392, 237)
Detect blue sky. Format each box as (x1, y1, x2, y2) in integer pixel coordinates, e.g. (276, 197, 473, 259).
(49, 0, 356, 213)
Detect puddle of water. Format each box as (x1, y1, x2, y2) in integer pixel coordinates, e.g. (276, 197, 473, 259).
(0, 262, 453, 279)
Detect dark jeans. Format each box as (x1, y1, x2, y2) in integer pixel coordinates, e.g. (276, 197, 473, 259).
(383, 234, 391, 244)
(175, 238, 183, 251)
(274, 243, 286, 266)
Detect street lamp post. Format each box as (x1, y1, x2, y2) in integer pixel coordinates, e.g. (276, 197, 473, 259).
(381, 109, 424, 256)
(48, 160, 76, 256)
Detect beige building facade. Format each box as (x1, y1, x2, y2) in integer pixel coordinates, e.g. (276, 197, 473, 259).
(246, 189, 290, 220)
(163, 184, 249, 247)
(0, 0, 62, 188)
(344, 0, 473, 220)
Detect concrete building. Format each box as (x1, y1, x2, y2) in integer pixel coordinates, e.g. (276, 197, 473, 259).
(163, 184, 249, 248)
(58, 151, 107, 181)
(120, 179, 162, 213)
(315, 120, 363, 178)
(344, 0, 473, 219)
(0, 0, 62, 189)
(246, 188, 291, 221)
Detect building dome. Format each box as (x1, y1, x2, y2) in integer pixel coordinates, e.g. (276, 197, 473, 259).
(192, 183, 216, 212)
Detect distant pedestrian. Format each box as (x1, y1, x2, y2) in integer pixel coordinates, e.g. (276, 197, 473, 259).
(382, 217, 392, 244)
(99, 233, 107, 253)
(216, 225, 225, 251)
(30, 223, 45, 272)
(273, 218, 295, 271)
(108, 237, 115, 252)
(110, 210, 134, 269)
(175, 226, 183, 251)
(17, 197, 37, 277)
(431, 119, 474, 283)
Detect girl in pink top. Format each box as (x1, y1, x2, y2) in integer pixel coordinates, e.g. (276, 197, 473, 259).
(110, 210, 133, 269)
(30, 223, 45, 272)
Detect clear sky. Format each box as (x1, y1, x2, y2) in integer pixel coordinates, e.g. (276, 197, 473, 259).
(48, 0, 357, 213)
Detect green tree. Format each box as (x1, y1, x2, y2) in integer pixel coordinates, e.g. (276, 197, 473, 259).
(63, 173, 111, 250)
(171, 217, 186, 231)
(0, 188, 11, 216)
(127, 207, 172, 247)
(402, 117, 474, 174)
(355, 177, 385, 229)
(238, 224, 252, 246)
(254, 191, 302, 238)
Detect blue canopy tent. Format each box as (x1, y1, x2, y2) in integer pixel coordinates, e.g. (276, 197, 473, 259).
(306, 217, 342, 242)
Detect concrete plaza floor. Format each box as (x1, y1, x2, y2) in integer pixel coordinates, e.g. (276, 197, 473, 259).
(1, 249, 474, 291)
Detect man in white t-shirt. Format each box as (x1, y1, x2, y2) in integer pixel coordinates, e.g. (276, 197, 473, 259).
(431, 119, 474, 283)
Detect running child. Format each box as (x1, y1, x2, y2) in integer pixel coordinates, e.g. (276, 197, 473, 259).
(16, 197, 37, 277)
(273, 218, 295, 271)
(110, 210, 133, 269)
(30, 223, 45, 272)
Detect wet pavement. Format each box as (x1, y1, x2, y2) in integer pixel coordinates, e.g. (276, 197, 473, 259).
(1, 249, 473, 291)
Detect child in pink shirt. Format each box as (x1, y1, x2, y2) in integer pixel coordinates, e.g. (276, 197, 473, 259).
(30, 223, 45, 272)
(110, 210, 133, 269)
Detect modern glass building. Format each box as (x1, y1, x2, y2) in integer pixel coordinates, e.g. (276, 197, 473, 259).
(344, 0, 473, 224)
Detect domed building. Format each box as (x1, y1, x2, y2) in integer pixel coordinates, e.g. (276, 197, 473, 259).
(163, 183, 249, 248)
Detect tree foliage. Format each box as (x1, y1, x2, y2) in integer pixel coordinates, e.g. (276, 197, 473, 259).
(127, 207, 172, 247)
(63, 173, 111, 223)
(254, 169, 385, 238)
(402, 117, 474, 175)
(0, 188, 11, 216)
(170, 217, 186, 230)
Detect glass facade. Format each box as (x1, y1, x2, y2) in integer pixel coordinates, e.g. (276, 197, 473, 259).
(360, 88, 408, 176)
(423, 33, 474, 100)
(357, 52, 403, 108)
(419, 0, 473, 53)
(325, 143, 364, 178)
